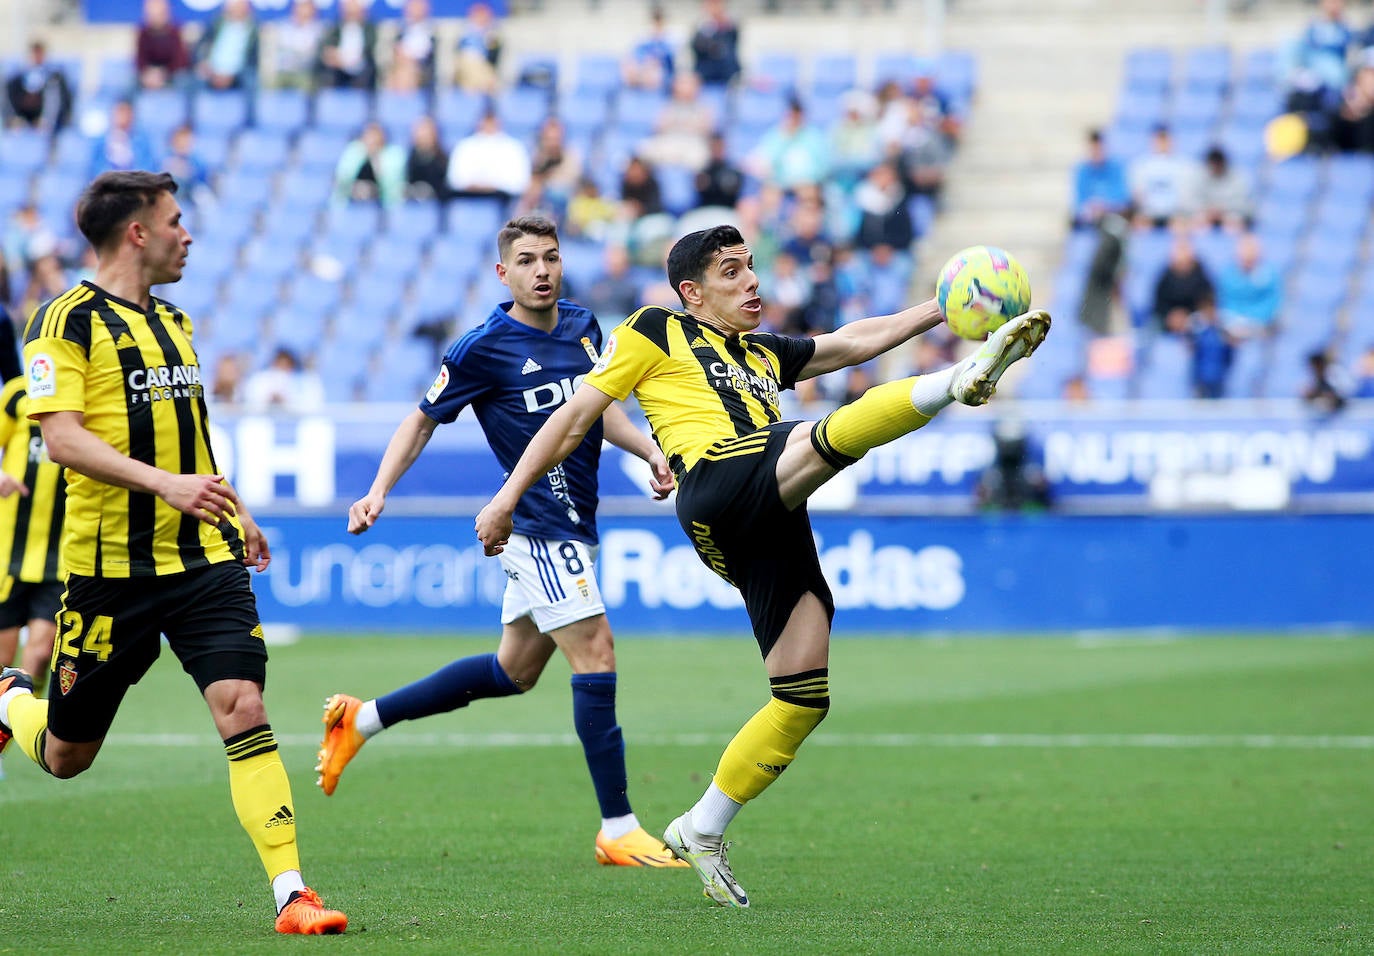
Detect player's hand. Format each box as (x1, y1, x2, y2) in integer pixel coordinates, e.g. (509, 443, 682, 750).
(647, 449, 674, 500)
(0, 474, 28, 498)
(162, 474, 238, 526)
(347, 493, 385, 534)
(474, 501, 513, 556)
(238, 509, 272, 572)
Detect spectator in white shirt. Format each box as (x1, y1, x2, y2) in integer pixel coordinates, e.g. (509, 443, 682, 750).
(446, 107, 532, 202)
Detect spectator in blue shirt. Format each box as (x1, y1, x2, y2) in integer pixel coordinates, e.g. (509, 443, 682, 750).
(624, 7, 676, 92)
(1218, 233, 1281, 338)
(1188, 294, 1234, 398)
(89, 100, 156, 176)
(1072, 128, 1130, 228)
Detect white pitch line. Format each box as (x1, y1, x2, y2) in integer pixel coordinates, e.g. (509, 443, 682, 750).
(104, 732, 1374, 750)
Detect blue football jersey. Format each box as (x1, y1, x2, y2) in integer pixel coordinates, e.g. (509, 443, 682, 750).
(420, 299, 605, 544)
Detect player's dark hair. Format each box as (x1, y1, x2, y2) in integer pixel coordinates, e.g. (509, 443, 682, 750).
(76, 170, 178, 251)
(496, 215, 559, 261)
(666, 224, 745, 307)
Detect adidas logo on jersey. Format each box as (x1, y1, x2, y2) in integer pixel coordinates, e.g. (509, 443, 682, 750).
(521, 358, 543, 375)
(690, 336, 711, 350)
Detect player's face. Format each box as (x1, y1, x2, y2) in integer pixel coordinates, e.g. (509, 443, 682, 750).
(498, 233, 562, 318)
(141, 191, 192, 285)
(693, 244, 762, 334)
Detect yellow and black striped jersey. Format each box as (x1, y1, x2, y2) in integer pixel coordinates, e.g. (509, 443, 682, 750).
(0, 376, 66, 583)
(584, 305, 816, 474)
(21, 281, 245, 577)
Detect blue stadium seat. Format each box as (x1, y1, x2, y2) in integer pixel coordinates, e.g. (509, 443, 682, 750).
(1257, 347, 1312, 399)
(313, 88, 370, 135)
(1102, 123, 1151, 160)
(375, 90, 427, 138)
(1239, 48, 1279, 90)
(240, 237, 304, 284)
(428, 233, 490, 276)
(217, 168, 275, 209)
(1310, 198, 1370, 239)
(328, 307, 390, 351)
(1169, 87, 1224, 126)
(1180, 46, 1231, 93)
(1285, 275, 1347, 322)
(935, 50, 978, 100)
(0, 129, 50, 173)
(1134, 335, 1192, 400)
(1169, 119, 1215, 159)
(574, 53, 621, 97)
(97, 56, 136, 98)
(322, 203, 383, 240)
(278, 168, 335, 211)
(446, 198, 506, 241)
(50, 129, 91, 173)
(412, 265, 470, 316)
(0, 173, 31, 210)
(134, 89, 190, 138)
(1114, 89, 1167, 128)
(1122, 47, 1173, 94)
(285, 272, 344, 315)
(166, 279, 218, 321)
(434, 89, 485, 138)
(1323, 154, 1374, 203)
(271, 209, 322, 246)
(232, 128, 292, 174)
(364, 235, 423, 285)
(872, 52, 930, 87)
(734, 89, 788, 130)
(1224, 337, 1270, 398)
(613, 88, 667, 137)
(194, 129, 234, 170)
(497, 88, 552, 138)
(386, 202, 443, 239)
(558, 89, 611, 138)
(810, 53, 857, 97)
(1252, 197, 1309, 239)
(1300, 233, 1359, 276)
(1261, 157, 1321, 203)
(256, 89, 310, 135)
(1191, 230, 1235, 278)
(749, 52, 800, 94)
(193, 90, 252, 136)
(32, 170, 85, 212)
(347, 278, 408, 319)
(1230, 84, 1282, 125)
(294, 129, 350, 173)
(1214, 121, 1266, 170)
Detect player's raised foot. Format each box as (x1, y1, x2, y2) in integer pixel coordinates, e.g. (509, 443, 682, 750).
(0, 668, 36, 754)
(315, 693, 366, 796)
(595, 826, 691, 867)
(274, 888, 347, 935)
(663, 813, 749, 907)
(950, 309, 1052, 407)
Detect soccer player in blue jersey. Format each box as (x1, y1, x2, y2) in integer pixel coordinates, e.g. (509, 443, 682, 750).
(317, 215, 687, 868)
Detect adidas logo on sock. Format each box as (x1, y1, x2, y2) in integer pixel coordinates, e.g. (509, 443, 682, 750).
(266, 805, 295, 828)
(521, 358, 542, 375)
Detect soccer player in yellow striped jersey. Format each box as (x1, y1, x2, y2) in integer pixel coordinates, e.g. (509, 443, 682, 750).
(0, 171, 346, 935)
(477, 224, 1051, 907)
(0, 375, 66, 694)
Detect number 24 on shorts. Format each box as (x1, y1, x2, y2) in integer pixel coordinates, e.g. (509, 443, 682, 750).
(55, 611, 115, 663)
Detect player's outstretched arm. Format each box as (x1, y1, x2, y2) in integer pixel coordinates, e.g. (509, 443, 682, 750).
(348, 408, 439, 535)
(798, 298, 946, 380)
(600, 400, 674, 500)
(475, 383, 615, 554)
(38, 409, 235, 526)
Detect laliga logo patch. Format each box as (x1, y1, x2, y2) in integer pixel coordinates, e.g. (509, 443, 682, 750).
(426, 365, 450, 403)
(58, 660, 77, 695)
(592, 335, 617, 374)
(28, 353, 56, 398)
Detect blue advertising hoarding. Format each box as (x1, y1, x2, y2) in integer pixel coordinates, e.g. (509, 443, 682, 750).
(249, 512, 1364, 633)
(83, 0, 503, 23)
(207, 403, 1374, 513)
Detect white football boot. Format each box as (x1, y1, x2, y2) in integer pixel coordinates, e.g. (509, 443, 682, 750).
(950, 309, 1052, 406)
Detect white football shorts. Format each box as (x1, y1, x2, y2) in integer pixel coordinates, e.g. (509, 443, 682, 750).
(497, 533, 605, 633)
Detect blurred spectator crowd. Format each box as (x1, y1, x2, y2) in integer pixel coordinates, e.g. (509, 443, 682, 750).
(1034, 5, 1374, 408)
(0, 0, 975, 408)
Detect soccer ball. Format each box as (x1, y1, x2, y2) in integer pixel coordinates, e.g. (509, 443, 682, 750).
(935, 245, 1032, 341)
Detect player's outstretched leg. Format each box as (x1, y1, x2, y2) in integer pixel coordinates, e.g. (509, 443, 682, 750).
(950, 309, 1052, 406)
(316, 693, 368, 796)
(274, 888, 348, 935)
(663, 813, 750, 908)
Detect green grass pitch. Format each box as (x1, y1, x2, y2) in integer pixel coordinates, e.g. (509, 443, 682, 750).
(1, 634, 1370, 954)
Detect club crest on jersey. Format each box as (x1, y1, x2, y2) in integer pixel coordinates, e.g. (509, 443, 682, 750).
(58, 660, 77, 695)
(27, 353, 56, 398)
(591, 335, 617, 374)
(426, 365, 450, 403)
(579, 336, 599, 363)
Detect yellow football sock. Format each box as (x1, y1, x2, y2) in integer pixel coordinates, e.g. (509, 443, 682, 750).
(225, 725, 301, 882)
(7, 693, 53, 774)
(810, 379, 931, 468)
(712, 670, 830, 804)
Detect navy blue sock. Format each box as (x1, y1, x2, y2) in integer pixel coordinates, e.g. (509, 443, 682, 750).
(375, 653, 520, 728)
(571, 672, 632, 819)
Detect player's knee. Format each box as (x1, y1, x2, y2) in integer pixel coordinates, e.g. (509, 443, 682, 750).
(46, 748, 96, 779)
